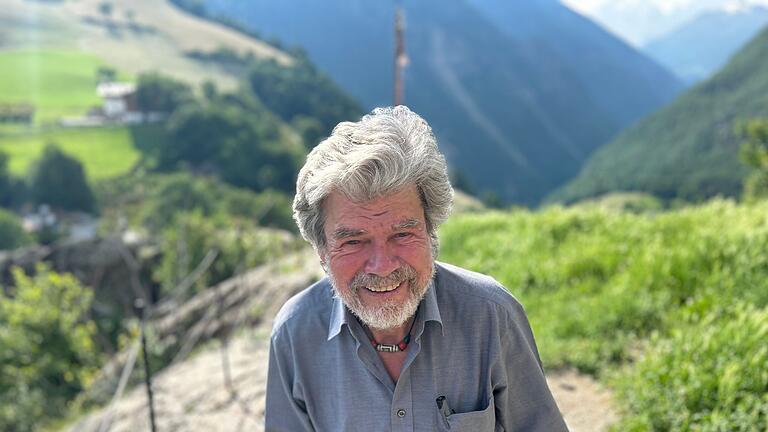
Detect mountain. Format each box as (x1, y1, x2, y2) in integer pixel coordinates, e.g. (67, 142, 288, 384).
(0, 0, 289, 90)
(643, 6, 768, 84)
(202, 0, 682, 205)
(549, 25, 768, 204)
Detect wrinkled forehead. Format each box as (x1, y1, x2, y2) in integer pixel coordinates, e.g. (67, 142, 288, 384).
(329, 217, 423, 240)
(322, 186, 426, 232)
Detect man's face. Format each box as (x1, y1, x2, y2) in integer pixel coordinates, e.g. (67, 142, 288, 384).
(321, 185, 434, 330)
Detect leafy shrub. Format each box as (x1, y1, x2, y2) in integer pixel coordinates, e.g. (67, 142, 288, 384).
(154, 211, 303, 295)
(96, 172, 296, 234)
(737, 118, 768, 201)
(439, 200, 768, 372)
(0, 209, 31, 250)
(611, 304, 768, 431)
(0, 266, 101, 432)
(439, 200, 768, 429)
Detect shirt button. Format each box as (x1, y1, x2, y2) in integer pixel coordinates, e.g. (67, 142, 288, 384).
(396, 408, 406, 418)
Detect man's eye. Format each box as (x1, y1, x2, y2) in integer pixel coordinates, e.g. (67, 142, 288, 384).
(344, 240, 361, 246)
(395, 232, 411, 239)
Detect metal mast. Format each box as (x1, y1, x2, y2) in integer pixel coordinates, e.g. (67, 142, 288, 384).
(394, 3, 409, 106)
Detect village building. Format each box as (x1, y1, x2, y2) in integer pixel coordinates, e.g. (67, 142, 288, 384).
(0, 103, 35, 124)
(96, 82, 143, 123)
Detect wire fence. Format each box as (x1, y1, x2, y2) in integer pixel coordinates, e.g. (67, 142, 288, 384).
(75, 237, 320, 432)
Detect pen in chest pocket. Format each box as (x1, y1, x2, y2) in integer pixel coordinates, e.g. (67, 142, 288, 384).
(436, 395, 455, 418)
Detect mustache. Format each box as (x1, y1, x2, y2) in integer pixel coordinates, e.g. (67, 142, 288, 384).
(350, 265, 417, 290)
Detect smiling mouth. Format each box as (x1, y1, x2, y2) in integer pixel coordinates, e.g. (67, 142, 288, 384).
(365, 281, 402, 293)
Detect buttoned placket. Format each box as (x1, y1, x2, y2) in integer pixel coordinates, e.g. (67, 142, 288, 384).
(390, 336, 421, 432)
(348, 312, 426, 432)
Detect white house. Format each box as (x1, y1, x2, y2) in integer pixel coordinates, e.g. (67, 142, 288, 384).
(96, 82, 140, 121)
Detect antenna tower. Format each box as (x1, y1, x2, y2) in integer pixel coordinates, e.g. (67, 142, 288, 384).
(394, 3, 409, 106)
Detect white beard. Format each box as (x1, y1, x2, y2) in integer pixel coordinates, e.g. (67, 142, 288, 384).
(329, 264, 432, 330)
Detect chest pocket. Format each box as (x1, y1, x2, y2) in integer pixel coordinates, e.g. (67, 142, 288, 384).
(436, 397, 496, 431)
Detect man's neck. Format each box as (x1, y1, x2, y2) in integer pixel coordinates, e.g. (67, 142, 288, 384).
(368, 316, 415, 345)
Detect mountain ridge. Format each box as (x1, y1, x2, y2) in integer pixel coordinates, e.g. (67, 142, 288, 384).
(550, 25, 768, 203)
(643, 5, 768, 84)
(0, 0, 291, 90)
(203, 0, 683, 205)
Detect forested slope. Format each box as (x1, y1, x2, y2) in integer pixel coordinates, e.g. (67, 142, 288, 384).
(551, 25, 768, 204)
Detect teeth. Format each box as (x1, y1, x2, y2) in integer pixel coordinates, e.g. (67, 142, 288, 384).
(366, 283, 400, 292)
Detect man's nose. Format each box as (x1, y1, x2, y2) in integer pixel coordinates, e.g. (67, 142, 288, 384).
(364, 242, 398, 276)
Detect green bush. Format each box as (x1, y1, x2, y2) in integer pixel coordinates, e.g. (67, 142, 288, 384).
(97, 172, 296, 234)
(738, 118, 768, 201)
(439, 200, 768, 429)
(0, 265, 101, 432)
(0, 208, 31, 250)
(612, 304, 768, 431)
(154, 211, 303, 295)
(439, 200, 768, 372)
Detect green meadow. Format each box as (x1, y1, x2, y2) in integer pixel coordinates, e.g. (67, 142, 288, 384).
(0, 127, 139, 180)
(439, 201, 768, 430)
(0, 50, 119, 124)
(0, 49, 143, 179)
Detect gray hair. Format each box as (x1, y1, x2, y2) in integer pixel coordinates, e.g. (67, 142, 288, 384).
(293, 106, 454, 255)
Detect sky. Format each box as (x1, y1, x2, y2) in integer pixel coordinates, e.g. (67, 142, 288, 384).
(562, 0, 768, 45)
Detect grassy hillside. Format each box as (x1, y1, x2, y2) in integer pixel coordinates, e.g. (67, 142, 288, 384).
(439, 200, 768, 429)
(0, 49, 143, 180)
(0, 126, 139, 180)
(0, 0, 290, 91)
(550, 25, 768, 204)
(0, 50, 116, 123)
(204, 0, 681, 205)
(0, 0, 297, 184)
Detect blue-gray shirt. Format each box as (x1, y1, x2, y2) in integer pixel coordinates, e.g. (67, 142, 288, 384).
(265, 262, 568, 431)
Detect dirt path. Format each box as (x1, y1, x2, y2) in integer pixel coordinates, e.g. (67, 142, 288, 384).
(68, 337, 619, 431)
(65, 252, 619, 431)
(69, 338, 618, 431)
(548, 369, 619, 431)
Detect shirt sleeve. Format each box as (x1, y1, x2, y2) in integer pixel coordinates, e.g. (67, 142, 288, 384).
(493, 301, 570, 431)
(265, 329, 314, 432)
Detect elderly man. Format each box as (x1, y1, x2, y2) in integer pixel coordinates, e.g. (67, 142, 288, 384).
(266, 106, 568, 431)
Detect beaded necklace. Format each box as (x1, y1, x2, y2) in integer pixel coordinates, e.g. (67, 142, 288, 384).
(368, 310, 418, 353)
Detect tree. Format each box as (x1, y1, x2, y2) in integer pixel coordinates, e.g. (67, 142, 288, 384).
(162, 102, 301, 192)
(98, 1, 113, 19)
(30, 144, 95, 213)
(96, 66, 117, 84)
(0, 266, 100, 431)
(738, 119, 768, 200)
(201, 80, 217, 102)
(246, 58, 362, 134)
(140, 172, 218, 231)
(291, 115, 325, 149)
(135, 72, 194, 114)
(0, 151, 29, 208)
(0, 152, 12, 206)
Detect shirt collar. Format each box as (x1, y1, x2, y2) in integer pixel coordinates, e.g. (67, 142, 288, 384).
(327, 275, 443, 341)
